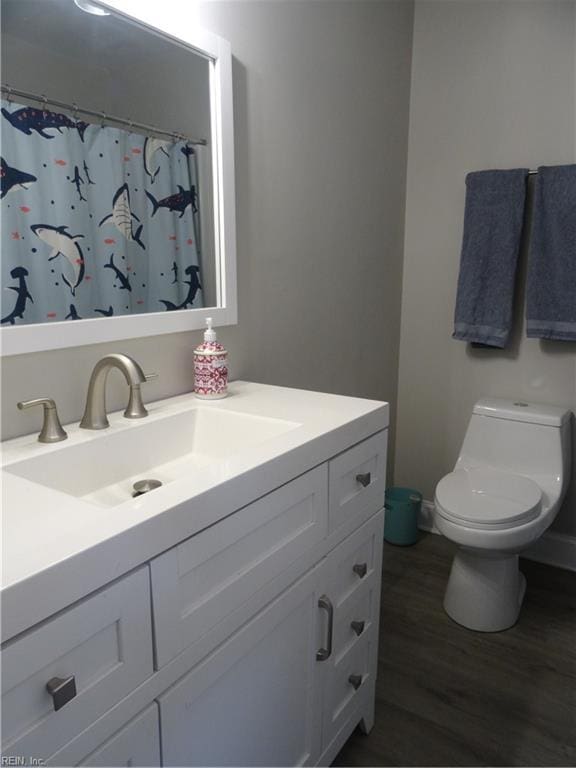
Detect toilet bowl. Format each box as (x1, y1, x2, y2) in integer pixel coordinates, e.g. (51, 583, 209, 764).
(434, 398, 572, 632)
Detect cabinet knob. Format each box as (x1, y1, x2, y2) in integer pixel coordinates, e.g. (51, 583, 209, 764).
(348, 674, 363, 691)
(352, 562, 368, 579)
(355, 472, 371, 488)
(350, 620, 365, 637)
(46, 675, 77, 711)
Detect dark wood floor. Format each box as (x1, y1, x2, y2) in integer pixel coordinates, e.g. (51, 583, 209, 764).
(333, 533, 576, 767)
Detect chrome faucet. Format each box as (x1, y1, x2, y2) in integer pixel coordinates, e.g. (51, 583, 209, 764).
(80, 354, 157, 430)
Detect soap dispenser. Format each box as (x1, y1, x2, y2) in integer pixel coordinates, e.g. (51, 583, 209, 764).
(194, 317, 228, 399)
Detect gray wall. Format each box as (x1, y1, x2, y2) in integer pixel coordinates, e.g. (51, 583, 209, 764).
(1, 0, 415, 471)
(395, 0, 576, 535)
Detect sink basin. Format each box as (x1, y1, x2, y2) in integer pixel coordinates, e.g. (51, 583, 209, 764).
(5, 406, 299, 508)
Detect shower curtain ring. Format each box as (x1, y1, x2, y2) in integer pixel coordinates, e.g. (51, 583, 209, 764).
(6, 86, 13, 103)
(101, 111, 107, 128)
(72, 102, 79, 119)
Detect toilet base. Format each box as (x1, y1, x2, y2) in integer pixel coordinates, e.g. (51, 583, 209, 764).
(443, 549, 526, 632)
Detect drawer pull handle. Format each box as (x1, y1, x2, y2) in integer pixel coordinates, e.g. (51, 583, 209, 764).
(348, 674, 363, 691)
(316, 595, 334, 662)
(351, 620, 366, 636)
(356, 472, 371, 488)
(353, 562, 368, 579)
(46, 675, 77, 711)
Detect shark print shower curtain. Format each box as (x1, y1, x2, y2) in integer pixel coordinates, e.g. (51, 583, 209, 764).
(1, 99, 204, 326)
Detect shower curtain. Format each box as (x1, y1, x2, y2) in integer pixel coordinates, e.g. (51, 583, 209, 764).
(1, 99, 204, 326)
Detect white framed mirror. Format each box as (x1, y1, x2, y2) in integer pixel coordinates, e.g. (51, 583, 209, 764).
(0, 0, 237, 356)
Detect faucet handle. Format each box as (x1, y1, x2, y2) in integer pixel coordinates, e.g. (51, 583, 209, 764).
(124, 373, 157, 420)
(123, 373, 157, 420)
(17, 398, 68, 443)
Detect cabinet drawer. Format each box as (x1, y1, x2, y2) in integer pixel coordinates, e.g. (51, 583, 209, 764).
(332, 580, 377, 664)
(79, 704, 160, 767)
(151, 465, 328, 667)
(320, 511, 384, 749)
(323, 633, 374, 744)
(328, 431, 387, 536)
(330, 509, 384, 611)
(1, 568, 153, 762)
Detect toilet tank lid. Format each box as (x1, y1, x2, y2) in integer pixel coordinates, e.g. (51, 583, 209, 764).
(473, 398, 572, 427)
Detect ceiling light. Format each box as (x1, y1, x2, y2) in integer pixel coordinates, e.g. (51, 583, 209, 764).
(73, 0, 110, 16)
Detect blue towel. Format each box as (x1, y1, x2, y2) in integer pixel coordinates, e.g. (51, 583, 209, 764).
(453, 169, 529, 348)
(526, 165, 576, 342)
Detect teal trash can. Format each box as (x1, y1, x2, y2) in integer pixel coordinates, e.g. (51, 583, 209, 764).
(384, 487, 422, 545)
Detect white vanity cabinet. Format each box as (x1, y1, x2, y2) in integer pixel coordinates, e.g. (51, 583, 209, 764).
(2, 385, 388, 768)
(157, 510, 384, 767)
(151, 430, 386, 767)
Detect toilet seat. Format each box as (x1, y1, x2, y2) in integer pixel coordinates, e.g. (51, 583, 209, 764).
(435, 467, 542, 530)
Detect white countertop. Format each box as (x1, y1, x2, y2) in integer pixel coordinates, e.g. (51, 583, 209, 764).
(2, 381, 388, 643)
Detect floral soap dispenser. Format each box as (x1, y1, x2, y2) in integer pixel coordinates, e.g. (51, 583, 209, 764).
(194, 317, 228, 399)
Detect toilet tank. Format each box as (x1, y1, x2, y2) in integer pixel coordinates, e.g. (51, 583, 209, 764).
(457, 398, 572, 493)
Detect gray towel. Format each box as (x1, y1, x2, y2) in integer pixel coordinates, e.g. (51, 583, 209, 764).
(453, 169, 529, 348)
(526, 165, 576, 341)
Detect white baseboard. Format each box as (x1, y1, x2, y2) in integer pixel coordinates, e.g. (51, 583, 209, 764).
(524, 531, 576, 572)
(418, 500, 576, 572)
(419, 499, 440, 534)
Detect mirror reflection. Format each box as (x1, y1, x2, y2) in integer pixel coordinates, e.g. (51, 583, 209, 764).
(1, 0, 217, 327)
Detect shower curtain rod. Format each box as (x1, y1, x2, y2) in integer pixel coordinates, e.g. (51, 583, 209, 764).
(1, 84, 208, 146)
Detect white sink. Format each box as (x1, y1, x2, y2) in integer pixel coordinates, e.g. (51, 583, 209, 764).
(2, 382, 390, 642)
(5, 406, 299, 508)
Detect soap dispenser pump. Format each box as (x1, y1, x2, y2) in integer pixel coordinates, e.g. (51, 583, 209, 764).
(193, 317, 228, 399)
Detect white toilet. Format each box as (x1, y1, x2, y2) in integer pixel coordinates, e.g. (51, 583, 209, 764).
(434, 398, 572, 632)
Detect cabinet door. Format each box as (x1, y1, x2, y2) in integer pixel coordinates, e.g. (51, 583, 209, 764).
(79, 704, 160, 767)
(151, 466, 328, 668)
(159, 563, 326, 767)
